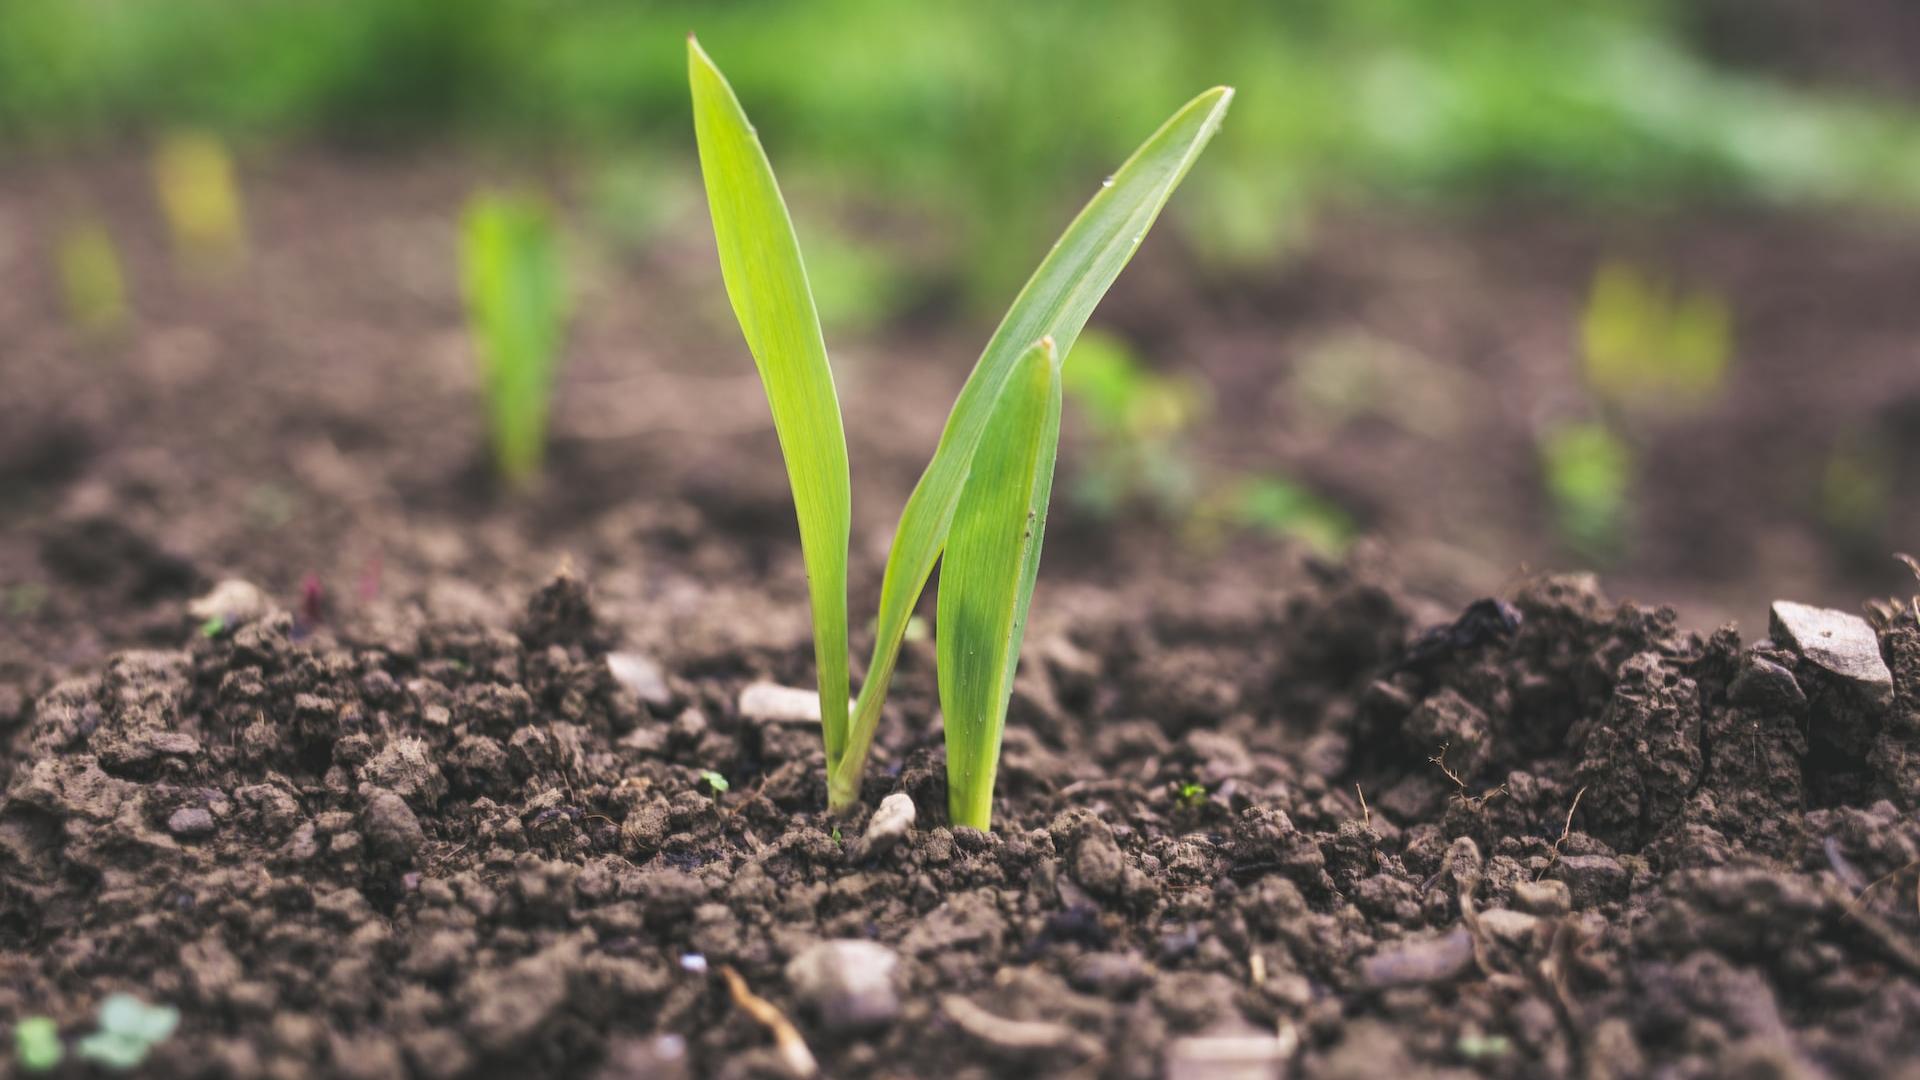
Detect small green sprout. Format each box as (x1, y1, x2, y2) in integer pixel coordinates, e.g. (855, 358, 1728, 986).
(199, 615, 226, 639)
(1539, 420, 1632, 557)
(7, 582, 49, 619)
(698, 769, 731, 795)
(1580, 260, 1732, 410)
(460, 192, 569, 489)
(153, 131, 246, 270)
(74, 994, 178, 1071)
(57, 218, 128, 336)
(1175, 782, 1207, 809)
(689, 38, 1231, 825)
(14, 1017, 61, 1072)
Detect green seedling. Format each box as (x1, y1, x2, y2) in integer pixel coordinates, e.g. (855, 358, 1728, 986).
(1217, 473, 1355, 556)
(14, 1017, 61, 1072)
(56, 218, 128, 335)
(1539, 420, 1631, 557)
(1061, 330, 1206, 517)
(1819, 432, 1891, 543)
(74, 993, 178, 1071)
(461, 192, 569, 488)
(1580, 260, 1732, 410)
(1175, 781, 1207, 809)
(698, 769, 730, 795)
(689, 38, 1230, 825)
(153, 130, 246, 270)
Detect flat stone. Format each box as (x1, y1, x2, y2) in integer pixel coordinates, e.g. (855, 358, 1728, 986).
(1511, 879, 1571, 916)
(785, 940, 900, 1031)
(606, 653, 671, 708)
(1164, 1032, 1292, 1080)
(167, 807, 217, 837)
(1476, 908, 1542, 947)
(188, 579, 272, 628)
(857, 792, 916, 859)
(1553, 853, 1629, 907)
(1770, 601, 1893, 708)
(1358, 928, 1475, 989)
(737, 682, 833, 724)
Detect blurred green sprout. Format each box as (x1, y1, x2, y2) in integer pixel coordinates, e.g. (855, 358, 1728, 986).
(1209, 474, 1356, 557)
(74, 994, 178, 1071)
(14, 1017, 61, 1072)
(56, 218, 128, 336)
(698, 769, 730, 795)
(1061, 330, 1207, 516)
(689, 38, 1230, 827)
(1539, 420, 1632, 557)
(153, 131, 246, 270)
(461, 192, 570, 488)
(1819, 432, 1890, 543)
(1580, 260, 1733, 409)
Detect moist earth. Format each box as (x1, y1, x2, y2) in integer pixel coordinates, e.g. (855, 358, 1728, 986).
(3, 567, 1918, 1079)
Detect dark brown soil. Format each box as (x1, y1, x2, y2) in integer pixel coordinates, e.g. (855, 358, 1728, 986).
(4, 566, 1920, 1079)
(6, 152, 1920, 1077)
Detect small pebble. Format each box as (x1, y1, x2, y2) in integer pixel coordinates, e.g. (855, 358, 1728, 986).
(606, 652, 672, 708)
(785, 940, 901, 1030)
(167, 807, 216, 838)
(1770, 601, 1893, 708)
(1358, 928, 1475, 989)
(737, 681, 847, 724)
(1511, 878, 1572, 915)
(858, 792, 917, 859)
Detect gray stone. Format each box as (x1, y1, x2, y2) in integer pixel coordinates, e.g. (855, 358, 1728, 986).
(361, 787, 426, 863)
(738, 681, 826, 723)
(606, 653, 671, 708)
(857, 792, 916, 859)
(1553, 853, 1629, 907)
(1068, 951, 1152, 997)
(1770, 601, 1892, 707)
(785, 940, 900, 1031)
(168, 806, 216, 838)
(188, 579, 272, 628)
(1358, 928, 1475, 989)
(1164, 1030, 1293, 1080)
(1511, 878, 1572, 916)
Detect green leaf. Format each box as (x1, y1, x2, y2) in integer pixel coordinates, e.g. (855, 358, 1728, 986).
(830, 84, 1233, 809)
(689, 38, 852, 767)
(460, 193, 568, 488)
(14, 1016, 62, 1072)
(937, 338, 1062, 830)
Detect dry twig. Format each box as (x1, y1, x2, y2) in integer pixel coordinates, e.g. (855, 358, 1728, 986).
(720, 965, 818, 1077)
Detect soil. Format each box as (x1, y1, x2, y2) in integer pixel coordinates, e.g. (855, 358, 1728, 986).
(6, 151, 1920, 1077)
(3, 564, 1920, 1079)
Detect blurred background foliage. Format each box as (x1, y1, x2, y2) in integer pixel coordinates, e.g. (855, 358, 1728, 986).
(10, 0, 1920, 301)
(9, 0, 1920, 618)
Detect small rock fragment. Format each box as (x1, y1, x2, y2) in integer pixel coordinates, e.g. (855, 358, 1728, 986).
(1358, 928, 1475, 989)
(784, 940, 901, 1031)
(168, 807, 216, 838)
(858, 792, 916, 859)
(1069, 951, 1151, 997)
(606, 653, 671, 709)
(1511, 879, 1572, 916)
(1476, 908, 1542, 947)
(1770, 601, 1893, 708)
(1164, 1031, 1292, 1080)
(361, 788, 426, 863)
(1553, 853, 1629, 908)
(737, 681, 839, 723)
(188, 579, 272, 629)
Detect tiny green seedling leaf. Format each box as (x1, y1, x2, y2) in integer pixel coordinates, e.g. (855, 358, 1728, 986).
(461, 192, 569, 489)
(698, 769, 731, 794)
(831, 83, 1234, 811)
(14, 1017, 61, 1072)
(57, 218, 128, 336)
(1176, 782, 1207, 809)
(74, 994, 177, 1071)
(938, 339, 1062, 830)
(689, 37, 853, 777)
